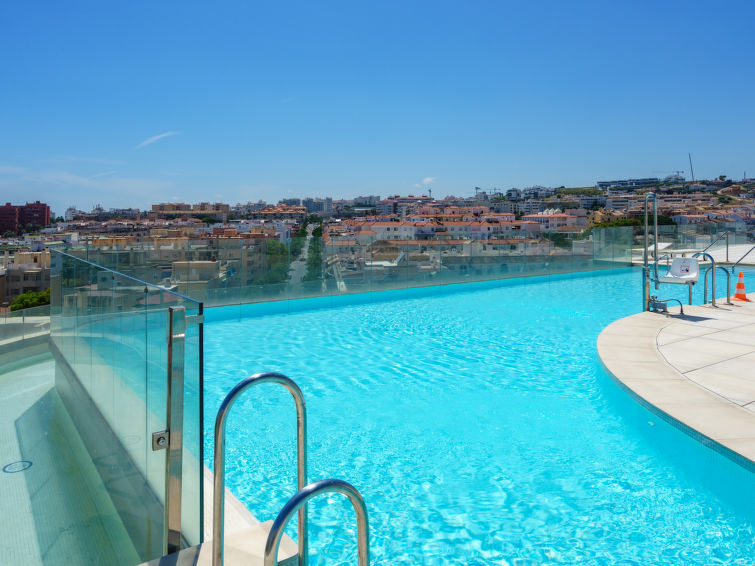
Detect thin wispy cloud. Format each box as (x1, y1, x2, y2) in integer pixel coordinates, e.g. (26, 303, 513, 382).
(135, 131, 181, 149)
(88, 170, 118, 179)
(414, 176, 436, 189)
(0, 162, 173, 213)
(45, 155, 125, 166)
(0, 164, 27, 175)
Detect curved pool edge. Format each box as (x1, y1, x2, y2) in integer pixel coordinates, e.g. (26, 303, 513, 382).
(597, 303, 755, 473)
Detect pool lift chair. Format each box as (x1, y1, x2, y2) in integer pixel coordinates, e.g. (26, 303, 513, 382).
(649, 251, 733, 311)
(649, 255, 699, 313)
(642, 193, 730, 311)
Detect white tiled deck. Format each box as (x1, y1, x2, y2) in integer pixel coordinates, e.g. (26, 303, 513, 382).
(598, 294, 755, 468)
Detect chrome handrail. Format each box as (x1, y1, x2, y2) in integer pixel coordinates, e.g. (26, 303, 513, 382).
(643, 192, 658, 266)
(701, 230, 731, 255)
(704, 266, 733, 306)
(264, 479, 369, 566)
(212, 373, 308, 566)
(651, 253, 672, 287)
(692, 252, 716, 307)
(731, 244, 755, 275)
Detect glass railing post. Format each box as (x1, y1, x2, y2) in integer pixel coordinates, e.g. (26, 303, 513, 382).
(164, 306, 186, 554)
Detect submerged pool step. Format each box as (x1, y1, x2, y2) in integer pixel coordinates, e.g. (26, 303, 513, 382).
(138, 521, 298, 566)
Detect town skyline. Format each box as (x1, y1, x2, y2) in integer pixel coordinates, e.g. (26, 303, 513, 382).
(7, 169, 754, 220)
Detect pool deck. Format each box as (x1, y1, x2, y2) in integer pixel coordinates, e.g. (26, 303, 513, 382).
(598, 293, 755, 469)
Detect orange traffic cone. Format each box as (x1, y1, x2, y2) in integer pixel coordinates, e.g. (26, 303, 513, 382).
(734, 272, 751, 302)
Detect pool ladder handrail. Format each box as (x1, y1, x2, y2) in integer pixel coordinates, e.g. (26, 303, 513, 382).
(212, 372, 308, 566)
(731, 244, 755, 275)
(264, 479, 370, 566)
(692, 252, 717, 307)
(701, 229, 732, 256)
(704, 266, 733, 306)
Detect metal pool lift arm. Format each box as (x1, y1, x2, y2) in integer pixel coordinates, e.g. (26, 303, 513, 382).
(643, 192, 658, 311)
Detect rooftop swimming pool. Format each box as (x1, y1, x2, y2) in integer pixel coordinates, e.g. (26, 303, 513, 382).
(205, 267, 755, 565)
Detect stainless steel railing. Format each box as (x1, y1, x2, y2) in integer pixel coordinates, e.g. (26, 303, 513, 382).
(264, 479, 369, 566)
(651, 253, 672, 287)
(731, 244, 755, 275)
(212, 373, 308, 566)
(692, 252, 717, 307)
(701, 229, 732, 259)
(704, 266, 733, 306)
(643, 192, 658, 311)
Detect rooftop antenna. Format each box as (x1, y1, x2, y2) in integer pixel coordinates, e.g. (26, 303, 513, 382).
(688, 153, 695, 182)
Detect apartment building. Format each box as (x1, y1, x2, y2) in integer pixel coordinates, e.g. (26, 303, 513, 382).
(0, 249, 51, 306)
(377, 195, 434, 217)
(301, 197, 333, 213)
(521, 212, 578, 231)
(151, 202, 230, 221)
(671, 214, 709, 225)
(246, 204, 307, 223)
(597, 178, 660, 190)
(605, 194, 641, 211)
(0, 201, 51, 233)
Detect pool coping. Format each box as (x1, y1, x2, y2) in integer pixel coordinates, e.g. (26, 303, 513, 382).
(597, 297, 755, 472)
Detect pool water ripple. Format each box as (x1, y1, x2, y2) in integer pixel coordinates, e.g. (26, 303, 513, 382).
(205, 268, 755, 565)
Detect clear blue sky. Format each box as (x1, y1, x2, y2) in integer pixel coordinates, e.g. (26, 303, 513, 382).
(1, 1, 753, 216)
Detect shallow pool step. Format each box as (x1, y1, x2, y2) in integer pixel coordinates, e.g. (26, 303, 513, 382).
(138, 521, 298, 566)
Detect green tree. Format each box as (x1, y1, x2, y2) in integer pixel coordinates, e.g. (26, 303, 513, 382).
(251, 240, 291, 285)
(545, 232, 571, 249)
(290, 220, 309, 258)
(10, 289, 50, 311)
(303, 235, 323, 281)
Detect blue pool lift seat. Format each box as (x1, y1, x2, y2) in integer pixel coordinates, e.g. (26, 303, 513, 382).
(657, 257, 699, 285)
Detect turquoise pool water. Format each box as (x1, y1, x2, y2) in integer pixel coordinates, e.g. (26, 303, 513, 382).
(204, 268, 755, 565)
